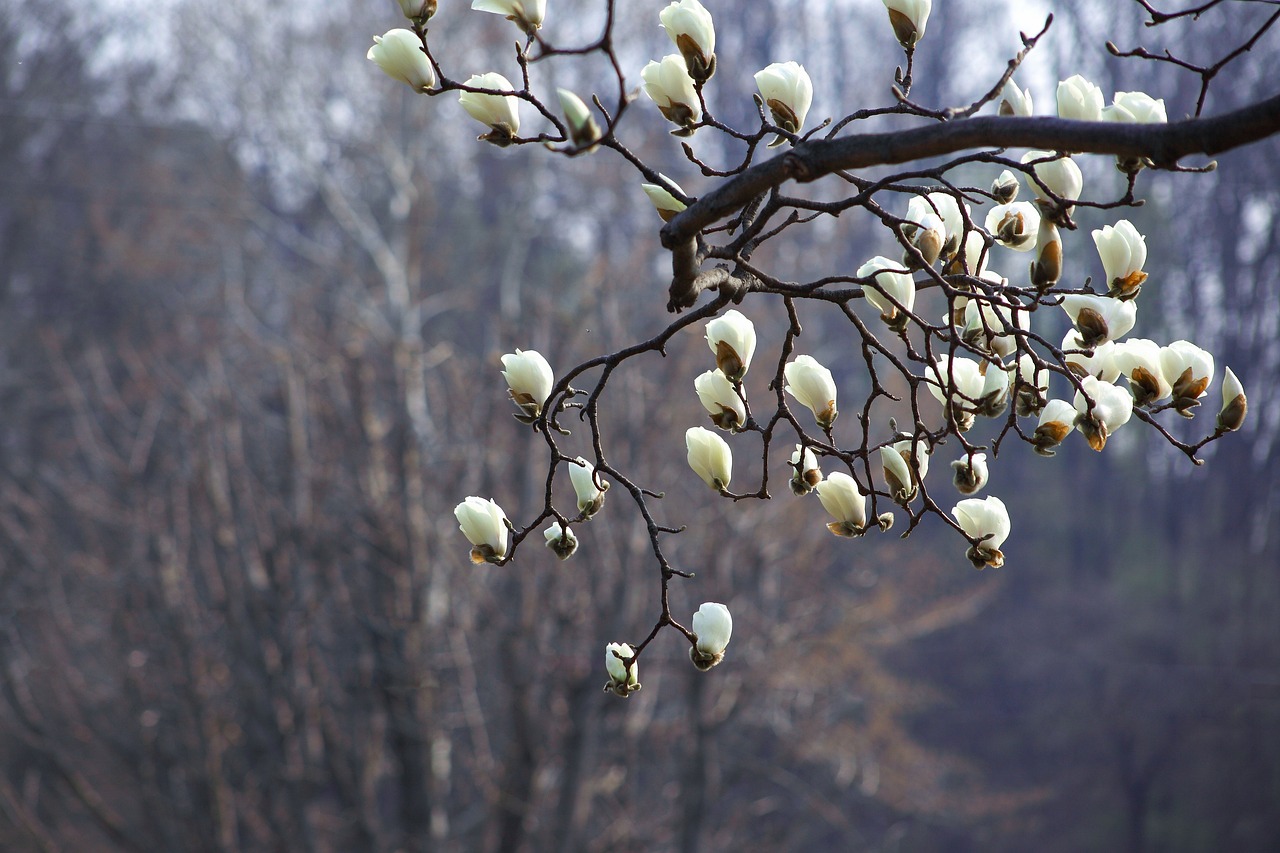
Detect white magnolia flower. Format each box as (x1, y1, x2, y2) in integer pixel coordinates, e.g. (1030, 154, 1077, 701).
(1015, 353, 1050, 417)
(569, 456, 608, 518)
(705, 309, 756, 382)
(1111, 339, 1171, 406)
(1103, 91, 1167, 124)
(1021, 150, 1083, 221)
(544, 523, 578, 560)
(815, 471, 869, 537)
(1056, 74, 1104, 122)
(367, 29, 436, 93)
(686, 426, 733, 490)
(660, 0, 716, 83)
(985, 201, 1040, 251)
(1160, 340, 1215, 417)
(690, 602, 732, 669)
(978, 360, 1012, 417)
(991, 169, 1020, 205)
(882, 0, 932, 47)
(641, 174, 688, 222)
(998, 79, 1034, 117)
(927, 355, 986, 430)
(501, 348, 554, 423)
(858, 256, 915, 329)
(881, 439, 929, 503)
(604, 642, 640, 696)
(1033, 399, 1076, 456)
(454, 497, 509, 564)
(1073, 375, 1134, 451)
(902, 196, 947, 268)
(556, 89, 601, 151)
(952, 496, 1011, 569)
(1026, 218, 1060, 290)
(398, 0, 437, 20)
(1093, 220, 1148, 300)
(459, 72, 521, 144)
(755, 61, 813, 143)
(789, 444, 823, 495)
(949, 229, 991, 276)
(694, 369, 747, 431)
(472, 0, 545, 33)
(784, 355, 838, 428)
(1218, 367, 1247, 432)
(1061, 294, 1137, 348)
(1062, 331, 1121, 383)
(642, 55, 702, 133)
(963, 298, 1028, 360)
(952, 452, 989, 495)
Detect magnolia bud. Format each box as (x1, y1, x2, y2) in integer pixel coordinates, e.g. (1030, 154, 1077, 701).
(690, 602, 732, 670)
(686, 426, 733, 491)
(453, 497, 509, 564)
(556, 88, 601, 152)
(544, 523, 579, 560)
(951, 452, 989, 495)
(705, 309, 756, 382)
(459, 72, 521, 146)
(660, 0, 717, 83)
(367, 29, 436, 93)
(789, 445, 823, 496)
(814, 472, 869, 537)
(882, 0, 932, 48)
(784, 355, 839, 429)
(604, 643, 640, 697)
(1218, 367, 1247, 432)
(754, 61, 813, 146)
(952, 496, 1010, 569)
(568, 457, 608, 518)
(471, 0, 545, 35)
(501, 348, 554, 423)
(642, 55, 702, 135)
(641, 174, 688, 222)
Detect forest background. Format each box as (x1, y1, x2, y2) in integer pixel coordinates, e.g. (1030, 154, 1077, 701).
(0, 0, 1278, 850)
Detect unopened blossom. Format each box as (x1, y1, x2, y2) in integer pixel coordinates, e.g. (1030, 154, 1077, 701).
(1033, 399, 1076, 456)
(784, 355, 838, 428)
(459, 72, 521, 145)
(367, 29, 436, 93)
(962, 297, 1027, 360)
(556, 89, 601, 151)
(569, 456, 608, 518)
(690, 602, 732, 670)
(1062, 332, 1121, 383)
(902, 197, 946, 268)
(705, 309, 756, 382)
(1093, 220, 1148, 300)
(998, 79, 1033, 117)
(1111, 339, 1171, 406)
(882, 0, 931, 48)
(501, 349, 554, 423)
(544, 523, 578, 560)
(991, 169, 1020, 204)
(927, 355, 986, 431)
(789, 444, 823, 496)
(858, 256, 915, 330)
(926, 192, 968, 259)
(1160, 340, 1215, 417)
(1030, 218, 1062, 290)
(952, 452, 989, 495)
(694, 369, 747, 431)
(754, 61, 813, 144)
(1103, 91, 1167, 125)
(947, 230, 991, 277)
(604, 643, 640, 697)
(952, 495, 1011, 569)
(1056, 74, 1104, 122)
(1021, 150, 1083, 223)
(1015, 354, 1050, 417)
(985, 201, 1040, 251)
(1061, 294, 1137, 349)
(686, 426, 732, 491)
(472, 0, 545, 34)
(978, 360, 1012, 418)
(454, 497, 509, 564)
(1218, 367, 1247, 432)
(641, 174, 688, 222)
(882, 439, 929, 503)
(642, 55, 701, 133)
(814, 471, 869, 537)
(1073, 375, 1134, 451)
(660, 0, 716, 83)
(398, 0, 437, 21)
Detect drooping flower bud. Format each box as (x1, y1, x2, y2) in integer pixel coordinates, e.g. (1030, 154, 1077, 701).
(1092, 220, 1148, 300)
(604, 643, 640, 697)
(754, 61, 813, 146)
(1056, 74, 1104, 122)
(882, 0, 932, 48)
(814, 472, 869, 537)
(459, 72, 521, 145)
(685, 426, 733, 491)
(1033, 399, 1076, 456)
(501, 348, 554, 423)
(789, 444, 823, 495)
(952, 495, 1011, 569)
(881, 439, 929, 503)
(544, 523, 579, 560)
(641, 174, 688, 222)
(568, 456, 608, 518)
(454, 497, 509, 564)
(998, 79, 1034, 117)
(951, 452, 989, 495)
(1073, 375, 1134, 451)
(367, 29, 436, 93)
(642, 55, 702, 135)
(1160, 340, 1215, 418)
(660, 0, 716, 83)
(784, 355, 838, 429)
(1218, 367, 1247, 432)
(556, 88, 601, 152)
(471, 0, 545, 35)
(985, 201, 1040, 251)
(694, 369, 747, 431)
(398, 0, 437, 21)
(704, 309, 756, 382)
(858, 256, 915, 331)
(690, 602, 732, 670)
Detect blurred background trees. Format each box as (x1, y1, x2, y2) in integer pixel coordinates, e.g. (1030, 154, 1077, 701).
(0, 1, 1276, 850)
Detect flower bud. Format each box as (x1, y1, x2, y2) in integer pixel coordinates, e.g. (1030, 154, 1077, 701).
(1030, 218, 1061, 290)
(398, 0, 437, 21)
(1061, 295, 1137, 349)
(690, 602, 732, 670)
(459, 72, 521, 145)
(784, 355, 838, 429)
(946, 230, 990, 277)
(660, 0, 716, 83)
(962, 296, 1026, 360)
(1103, 91, 1168, 171)
(471, 0, 545, 34)
(568, 456, 608, 518)
(1218, 367, 1247, 432)
(1160, 340, 1215, 418)
(902, 198, 946, 269)
(604, 643, 640, 696)
(1033, 399, 1076, 456)
(641, 174, 688, 222)
(1015, 354, 1050, 418)
(998, 79, 1033, 117)
(544, 523, 579, 560)
(978, 360, 1011, 418)
(858, 256, 915, 330)
(556, 88, 601, 152)
(814, 471, 869, 537)
(454, 497, 509, 564)
(704, 309, 756, 382)
(501, 348, 554, 423)
(695, 369, 747, 431)
(952, 452, 989, 495)
(926, 355, 985, 432)
(1062, 331, 1121, 383)
(1073, 375, 1134, 452)
(1021, 151, 1083, 223)
(985, 201, 1040, 251)
(685, 426, 732, 491)
(642, 55, 702, 134)
(881, 439, 928, 503)
(991, 169, 1020, 204)
(1112, 339, 1171, 407)
(754, 61, 813, 146)
(952, 496, 1010, 569)
(1056, 74, 1104, 122)
(1092, 220, 1148, 300)
(789, 444, 823, 495)
(367, 29, 436, 93)
(882, 0, 932, 48)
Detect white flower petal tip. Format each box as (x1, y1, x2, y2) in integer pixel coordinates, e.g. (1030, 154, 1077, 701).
(785, 355, 838, 429)
(952, 496, 1010, 569)
(690, 602, 732, 670)
(604, 643, 640, 697)
(471, 0, 545, 34)
(641, 174, 688, 222)
(367, 29, 436, 93)
(454, 497, 509, 564)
